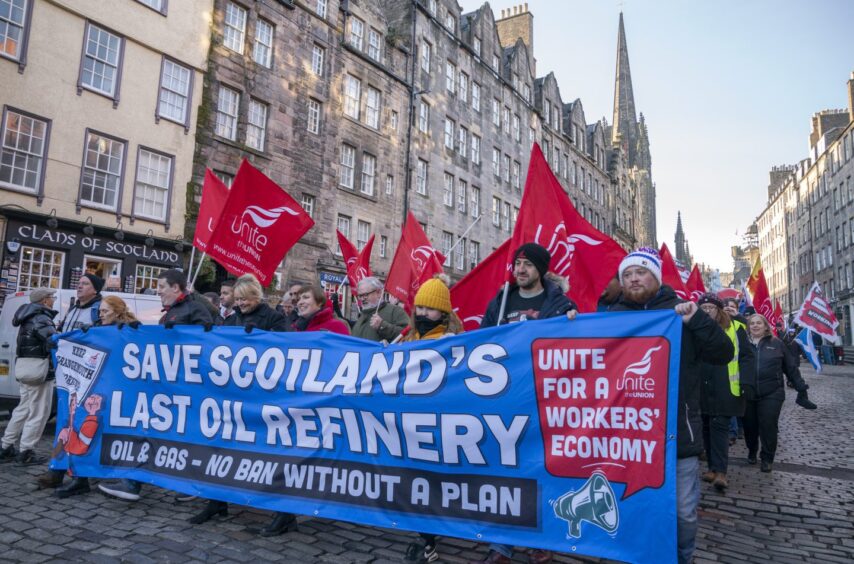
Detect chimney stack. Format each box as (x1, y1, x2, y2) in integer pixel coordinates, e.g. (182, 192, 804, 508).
(848, 71, 854, 123)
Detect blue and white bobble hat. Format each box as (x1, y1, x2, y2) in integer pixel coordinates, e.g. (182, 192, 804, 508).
(618, 247, 662, 284)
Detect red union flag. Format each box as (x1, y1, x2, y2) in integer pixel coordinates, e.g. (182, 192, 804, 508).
(509, 143, 627, 312)
(206, 159, 315, 285)
(747, 257, 774, 327)
(193, 170, 229, 252)
(336, 230, 374, 292)
(686, 264, 707, 302)
(658, 244, 689, 300)
(385, 211, 445, 307)
(794, 282, 840, 344)
(451, 239, 512, 330)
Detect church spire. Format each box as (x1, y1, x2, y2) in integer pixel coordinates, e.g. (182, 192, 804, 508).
(675, 212, 689, 265)
(611, 12, 639, 167)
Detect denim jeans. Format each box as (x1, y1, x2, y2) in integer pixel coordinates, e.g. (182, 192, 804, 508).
(676, 456, 700, 564)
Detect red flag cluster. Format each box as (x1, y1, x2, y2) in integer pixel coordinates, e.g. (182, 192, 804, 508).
(337, 231, 374, 293)
(195, 143, 638, 325)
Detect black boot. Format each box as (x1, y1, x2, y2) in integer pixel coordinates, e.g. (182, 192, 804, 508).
(189, 500, 228, 524)
(760, 460, 772, 473)
(36, 470, 65, 489)
(259, 512, 298, 537)
(56, 477, 90, 498)
(0, 444, 15, 463)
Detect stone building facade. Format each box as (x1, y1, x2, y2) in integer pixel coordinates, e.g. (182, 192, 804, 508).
(192, 0, 656, 305)
(756, 74, 854, 344)
(0, 0, 211, 309)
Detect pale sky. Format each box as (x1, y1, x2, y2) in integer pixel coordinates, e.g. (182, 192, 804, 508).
(458, 0, 854, 271)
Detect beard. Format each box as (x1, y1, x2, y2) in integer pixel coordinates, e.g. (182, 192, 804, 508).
(622, 284, 658, 304)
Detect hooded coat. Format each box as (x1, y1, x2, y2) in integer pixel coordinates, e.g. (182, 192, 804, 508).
(14, 302, 58, 359)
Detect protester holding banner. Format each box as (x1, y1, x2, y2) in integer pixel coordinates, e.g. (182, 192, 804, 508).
(187, 274, 292, 527)
(99, 269, 212, 501)
(50, 296, 141, 497)
(221, 274, 289, 332)
(291, 285, 349, 334)
(473, 243, 577, 564)
(352, 276, 409, 342)
(744, 314, 816, 473)
(697, 294, 754, 492)
(402, 276, 464, 564)
(0, 288, 58, 467)
(609, 248, 734, 564)
(281, 283, 303, 328)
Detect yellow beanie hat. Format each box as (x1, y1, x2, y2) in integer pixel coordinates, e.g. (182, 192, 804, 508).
(414, 277, 452, 313)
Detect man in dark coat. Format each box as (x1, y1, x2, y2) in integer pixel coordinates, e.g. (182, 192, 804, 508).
(467, 243, 576, 564)
(0, 288, 58, 465)
(156, 269, 214, 326)
(609, 248, 733, 564)
(98, 269, 211, 501)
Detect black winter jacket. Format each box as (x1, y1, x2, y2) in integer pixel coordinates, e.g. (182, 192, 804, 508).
(610, 286, 734, 458)
(700, 325, 754, 417)
(222, 303, 289, 331)
(14, 303, 58, 359)
(481, 276, 576, 327)
(160, 293, 213, 326)
(744, 335, 807, 400)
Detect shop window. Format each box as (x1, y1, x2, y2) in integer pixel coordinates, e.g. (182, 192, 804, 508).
(17, 245, 64, 291)
(135, 264, 165, 294)
(85, 255, 122, 291)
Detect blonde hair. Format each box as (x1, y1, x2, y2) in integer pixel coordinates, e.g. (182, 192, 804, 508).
(101, 296, 138, 324)
(747, 313, 772, 337)
(233, 274, 263, 301)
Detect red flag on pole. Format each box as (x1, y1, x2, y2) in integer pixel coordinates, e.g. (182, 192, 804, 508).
(507, 143, 627, 312)
(773, 299, 785, 334)
(193, 170, 229, 252)
(794, 282, 840, 343)
(206, 159, 315, 286)
(450, 239, 512, 330)
(659, 244, 690, 300)
(686, 264, 707, 302)
(746, 257, 774, 326)
(385, 211, 445, 307)
(336, 230, 374, 293)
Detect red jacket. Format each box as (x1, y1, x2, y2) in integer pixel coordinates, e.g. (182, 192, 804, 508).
(302, 306, 350, 335)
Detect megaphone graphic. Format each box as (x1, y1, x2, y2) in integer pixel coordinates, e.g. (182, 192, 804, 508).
(553, 471, 619, 538)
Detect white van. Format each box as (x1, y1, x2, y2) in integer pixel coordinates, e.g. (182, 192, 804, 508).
(0, 290, 163, 410)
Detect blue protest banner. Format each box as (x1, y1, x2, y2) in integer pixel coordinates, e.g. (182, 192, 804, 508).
(51, 311, 681, 563)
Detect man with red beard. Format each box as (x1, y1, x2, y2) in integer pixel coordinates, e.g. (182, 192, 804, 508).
(609, 248, 733, 564)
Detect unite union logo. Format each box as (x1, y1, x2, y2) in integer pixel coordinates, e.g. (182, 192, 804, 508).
(230, 205, 299, 252)
(534, 222, 602, 276)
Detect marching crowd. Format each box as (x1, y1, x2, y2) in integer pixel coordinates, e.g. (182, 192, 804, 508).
(0, 244, 819, 564)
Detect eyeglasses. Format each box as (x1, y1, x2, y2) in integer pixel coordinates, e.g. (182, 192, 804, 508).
(357, 289, 378, 299)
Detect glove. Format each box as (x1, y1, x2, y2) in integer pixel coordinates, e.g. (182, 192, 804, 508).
(795, 389, 817, 410)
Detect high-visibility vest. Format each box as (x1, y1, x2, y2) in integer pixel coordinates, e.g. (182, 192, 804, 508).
(725, 321, 744, 396)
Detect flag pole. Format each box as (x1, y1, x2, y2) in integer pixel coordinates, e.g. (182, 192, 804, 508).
(495, 281, 509, 326)
(186, 246, 197, 280)
(446, 214, 482, 257)
(189, 253, 207, 289)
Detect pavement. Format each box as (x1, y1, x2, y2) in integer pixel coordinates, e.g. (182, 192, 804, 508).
(0, 363, 852, 563)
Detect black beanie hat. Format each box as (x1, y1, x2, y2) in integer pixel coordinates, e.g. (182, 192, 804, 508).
(513, 243, 551, 279)
(83, 273, 105, 293)
(697, 293, 723, 310)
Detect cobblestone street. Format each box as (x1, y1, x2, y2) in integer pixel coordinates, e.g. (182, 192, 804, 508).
(1, 364, 851, 563)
